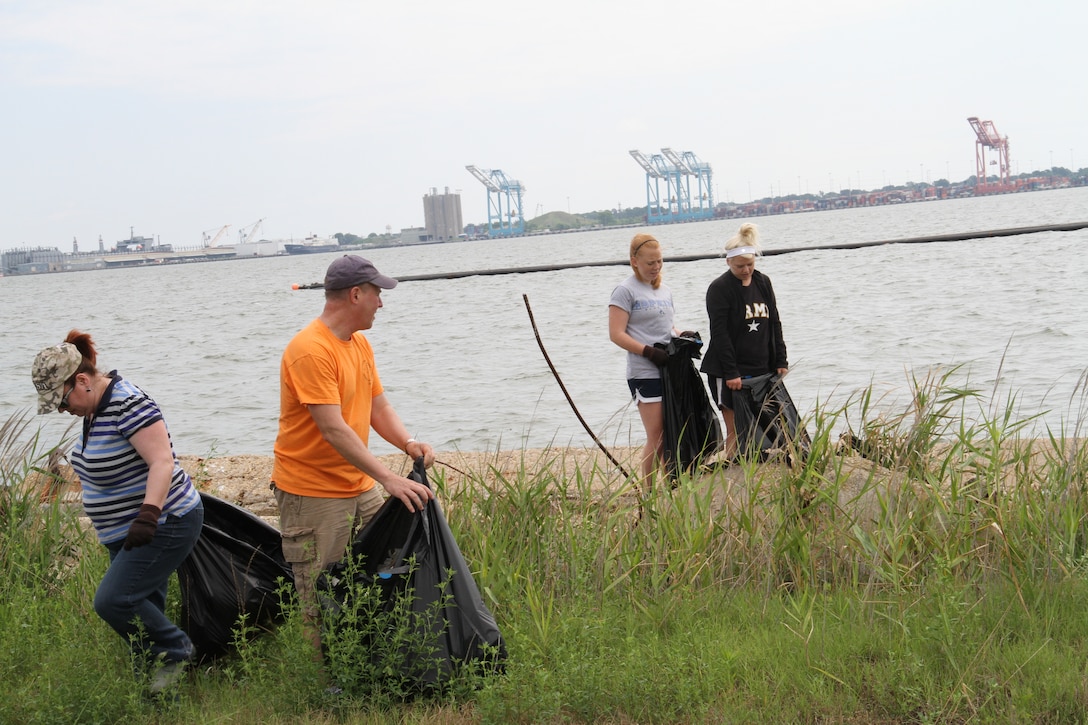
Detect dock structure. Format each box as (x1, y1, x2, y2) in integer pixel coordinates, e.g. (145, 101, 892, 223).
(2, 242, 238, 276)
(630, 148, 714, 225)
(98, 247, 239, 267)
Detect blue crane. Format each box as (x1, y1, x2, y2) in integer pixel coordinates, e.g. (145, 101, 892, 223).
(629, 150, 671, 223)
(630, 149, 714, 224)
(465, 165, 525, 237)
(681, 151, 714, 213)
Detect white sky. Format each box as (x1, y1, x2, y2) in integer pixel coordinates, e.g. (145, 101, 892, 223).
(1, 0, 1084, 251)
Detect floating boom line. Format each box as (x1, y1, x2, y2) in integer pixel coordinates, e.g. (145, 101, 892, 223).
(389, 221, 1088, 282)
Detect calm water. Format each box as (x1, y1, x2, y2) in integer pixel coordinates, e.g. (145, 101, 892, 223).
(3, 187, 1087, 457)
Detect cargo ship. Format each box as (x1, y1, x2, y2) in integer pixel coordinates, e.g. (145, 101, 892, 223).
(284, 235, 340, 255)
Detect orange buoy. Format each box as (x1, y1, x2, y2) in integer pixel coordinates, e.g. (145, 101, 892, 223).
(291, 283, 300, 290)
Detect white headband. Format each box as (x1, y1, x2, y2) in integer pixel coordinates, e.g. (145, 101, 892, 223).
(726, 245, 759, 259)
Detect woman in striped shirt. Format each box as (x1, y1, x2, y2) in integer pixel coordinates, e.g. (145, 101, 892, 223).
(32, 330, 204, 693)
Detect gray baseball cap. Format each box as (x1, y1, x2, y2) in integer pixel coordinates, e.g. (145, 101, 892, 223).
(32, 342, 83, 414)
(324, 255, 398, 291)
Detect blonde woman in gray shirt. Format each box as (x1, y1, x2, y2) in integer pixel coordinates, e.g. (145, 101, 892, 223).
(608, 233, 679, 482)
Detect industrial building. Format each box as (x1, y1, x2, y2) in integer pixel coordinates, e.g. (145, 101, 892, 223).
(422, 187, 464, 242)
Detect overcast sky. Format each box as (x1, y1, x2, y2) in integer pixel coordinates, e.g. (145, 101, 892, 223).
(1, 0, 1084, 251)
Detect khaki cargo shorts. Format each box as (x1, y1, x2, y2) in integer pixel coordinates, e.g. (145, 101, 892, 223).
(273, 486, 384, 616)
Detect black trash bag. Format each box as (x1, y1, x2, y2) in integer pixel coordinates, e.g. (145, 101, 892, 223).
(733, 373, 810, 465)
(659, 333, 723, 479)
(177, 493, 294, 662)
(317, 458, 506, 692)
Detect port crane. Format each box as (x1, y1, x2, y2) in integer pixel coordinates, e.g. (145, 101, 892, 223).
(202, 224, 232, 248)
(465, 165, 525, 237)
(630, 149, 714, 223)
(238, 218, 264, 245)
(629, 150, 668, 221)
(967, 117, 1013, 194)
(680, 150, 714, 209)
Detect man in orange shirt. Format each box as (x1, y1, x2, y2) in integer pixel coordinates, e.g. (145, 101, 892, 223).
(272, 254, 435, 654)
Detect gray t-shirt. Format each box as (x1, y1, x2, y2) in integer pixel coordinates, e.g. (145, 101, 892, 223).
(609, 275, 675, 379)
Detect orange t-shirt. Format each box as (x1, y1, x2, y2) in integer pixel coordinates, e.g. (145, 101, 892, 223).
(272, 318, 384, 498)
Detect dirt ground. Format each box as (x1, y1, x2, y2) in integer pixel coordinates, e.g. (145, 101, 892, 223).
(178, 446, 649, 519)
(173, 443, 897, 527)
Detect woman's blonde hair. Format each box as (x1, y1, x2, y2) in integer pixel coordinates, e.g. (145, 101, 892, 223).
(629, 233, 662, 289)
(724, 223, 761, 259)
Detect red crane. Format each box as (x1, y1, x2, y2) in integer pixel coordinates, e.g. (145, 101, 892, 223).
(967, 117, 1013, 194)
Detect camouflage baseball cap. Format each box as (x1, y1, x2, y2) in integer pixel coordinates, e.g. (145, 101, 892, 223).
(32, 342, 83, 414)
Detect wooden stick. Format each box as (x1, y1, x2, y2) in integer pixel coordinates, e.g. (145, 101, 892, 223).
(522, 294, 632, 480)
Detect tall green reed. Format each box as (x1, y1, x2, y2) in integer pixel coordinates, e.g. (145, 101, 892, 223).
(443, 366, 1088, 648)
(0, 411, 86, 591)
(435, 368, 1088, 725)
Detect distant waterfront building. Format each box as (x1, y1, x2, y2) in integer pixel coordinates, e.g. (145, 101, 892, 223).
(234, 240, 281, 257)
(1, 247, 67, 275)
(115, 234, 172, 253)
(422, 187, 463, 242)
(399, 227, 427, 244)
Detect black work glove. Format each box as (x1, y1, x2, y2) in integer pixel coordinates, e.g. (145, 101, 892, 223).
(123, 504, 162, 550)
(679, 330, 699, 339)
(641, 345, 669, 367)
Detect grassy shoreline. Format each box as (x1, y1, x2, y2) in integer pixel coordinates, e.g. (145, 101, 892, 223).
(5, 369, 1088, 723)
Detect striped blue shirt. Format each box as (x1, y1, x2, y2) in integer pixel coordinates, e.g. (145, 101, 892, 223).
(71, 373, 200, 544)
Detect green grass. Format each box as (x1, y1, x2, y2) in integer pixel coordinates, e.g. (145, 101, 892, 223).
(4, 367, 1088, 723)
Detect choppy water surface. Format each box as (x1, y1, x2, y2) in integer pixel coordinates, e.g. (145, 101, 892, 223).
(3, 187, 1086, 456)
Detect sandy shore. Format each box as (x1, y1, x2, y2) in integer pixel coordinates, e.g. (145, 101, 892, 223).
(33, 444, 723, 522)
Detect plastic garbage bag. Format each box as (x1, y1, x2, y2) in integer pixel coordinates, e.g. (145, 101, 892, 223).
(660, 333, 723, 479)
(732, 372, 810, 464)
(177, 493, 293, 661)
(317, 457, 506, 691)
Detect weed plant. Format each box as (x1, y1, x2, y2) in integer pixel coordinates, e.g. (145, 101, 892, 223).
(4, 368, 1088, 723)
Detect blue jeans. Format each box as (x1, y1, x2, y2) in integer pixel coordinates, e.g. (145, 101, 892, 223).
(96, 503, 204, 663)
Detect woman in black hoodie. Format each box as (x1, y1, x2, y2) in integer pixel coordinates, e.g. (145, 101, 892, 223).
(700, 223, 789, 458)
